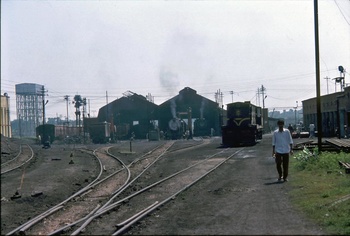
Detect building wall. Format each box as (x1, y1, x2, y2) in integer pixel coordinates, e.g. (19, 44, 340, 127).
(98, 93, 159, 139)
(0, 94, 12, 138)
(302, 87, 350, 138)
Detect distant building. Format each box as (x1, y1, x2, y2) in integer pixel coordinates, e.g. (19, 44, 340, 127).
(158, 87, 221, 138)
(1, 93, 12, 138)
(302, 86, 350, 138)
(16, 83, 44, 137)
(98, 91, 158, 139)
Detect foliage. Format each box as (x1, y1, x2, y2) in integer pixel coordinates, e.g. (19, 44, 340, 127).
(290, 149, 350, 235)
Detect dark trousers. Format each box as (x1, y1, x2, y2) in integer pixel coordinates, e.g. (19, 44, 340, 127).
(275, 153, 289, 179)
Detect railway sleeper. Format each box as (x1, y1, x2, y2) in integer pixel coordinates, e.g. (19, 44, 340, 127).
(338, 161, 350, 174)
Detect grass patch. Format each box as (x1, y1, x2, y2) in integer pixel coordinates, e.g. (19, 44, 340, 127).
(289, 148, 350, 235)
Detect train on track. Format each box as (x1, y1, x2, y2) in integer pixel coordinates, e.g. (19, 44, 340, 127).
(221, 101, 263, 147)
(88, 122, 111, 144)
(193, 118, 210, 137)
(167, 118, 188, 140)
(36, 124, 82, 144)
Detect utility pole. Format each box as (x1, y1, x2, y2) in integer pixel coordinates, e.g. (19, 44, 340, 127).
(82, 98, 86, 144)
(324, 77, 330, 94)
(260, 85, 266, 109)
(314, 0, 323, 151)
(106, 91, 109, 122)
(41, 86, 48, 144)
(294, 101, 298, 129)
(88, 99, 91, 117)
(64, 95, 69, 125)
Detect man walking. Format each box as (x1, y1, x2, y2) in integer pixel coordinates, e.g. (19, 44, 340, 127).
(272, 119, 293, 182)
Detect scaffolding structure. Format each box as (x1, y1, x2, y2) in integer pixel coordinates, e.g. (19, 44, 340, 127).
(16, 83, 44, 137)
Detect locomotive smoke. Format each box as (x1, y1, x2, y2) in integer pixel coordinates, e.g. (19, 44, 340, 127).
(170, 98, 177, 119)
(200, 98, 206, 119)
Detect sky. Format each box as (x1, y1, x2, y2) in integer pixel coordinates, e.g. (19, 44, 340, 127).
(1, 0, 350, 121)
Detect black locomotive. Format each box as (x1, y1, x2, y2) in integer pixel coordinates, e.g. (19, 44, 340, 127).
(167, 118, 187, 140)
(221, 101, 263, 146)
(193, 118, 210, 137)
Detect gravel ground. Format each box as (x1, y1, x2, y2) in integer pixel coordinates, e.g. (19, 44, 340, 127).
(1, 135, 326, 235)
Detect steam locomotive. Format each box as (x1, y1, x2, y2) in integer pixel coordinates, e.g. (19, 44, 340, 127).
(193, 118, 210, 136)
(221, 101, 263, 146)
(168, 118, 187, 140)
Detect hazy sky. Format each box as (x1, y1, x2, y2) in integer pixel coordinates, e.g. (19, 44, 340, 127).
(1, 0, 349, 120)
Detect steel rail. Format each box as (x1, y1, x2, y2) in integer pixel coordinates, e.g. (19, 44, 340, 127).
(18, 206, 64, 234)
(5, 147, 105, 236)
(1, 144, 22, 166)
(47, 204, 101, 236)
(44, 146, 131, 235)
(1, 144, 34, 175)
(126, 142, 170, 168)
(112, 148, 244, 235)
(96, 148, 229, 216)
(103, 142, 174, 206)
(70, 147, 232, 235)
(115, 201, 159, 228)
(70, 142, 175, 235)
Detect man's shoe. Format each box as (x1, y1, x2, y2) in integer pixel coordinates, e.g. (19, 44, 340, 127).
(278, 177, 282, 181)
(283, 178, 288, 182)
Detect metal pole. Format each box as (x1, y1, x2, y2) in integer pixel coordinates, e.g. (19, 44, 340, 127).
(314, 0, 322, 151)
(64, 95, 69, 125)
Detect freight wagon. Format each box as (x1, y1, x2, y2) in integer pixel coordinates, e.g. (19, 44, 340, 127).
(221, 101, 263, 146)
(89, 122, 111, 144)
(36, 124, 55, 144)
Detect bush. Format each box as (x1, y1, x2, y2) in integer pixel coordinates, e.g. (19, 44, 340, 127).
(293, 147, 350, 172)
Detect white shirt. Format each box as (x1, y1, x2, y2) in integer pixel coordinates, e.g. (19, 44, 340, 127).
(309, 124, 315, 131)
(272, 128, 293, 154)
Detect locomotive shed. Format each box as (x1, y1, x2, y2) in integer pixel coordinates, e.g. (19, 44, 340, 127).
(1, 135, 325, 235)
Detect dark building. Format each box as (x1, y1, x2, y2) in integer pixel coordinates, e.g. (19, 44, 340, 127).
(98, 91, 158, 140)
(158, 87, 221, 138)
(302, 86, 350, 138)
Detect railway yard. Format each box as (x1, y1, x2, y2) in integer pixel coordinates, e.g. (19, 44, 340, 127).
(1, 135, 326, 235)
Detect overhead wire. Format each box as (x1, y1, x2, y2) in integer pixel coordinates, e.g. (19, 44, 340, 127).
(333, 0, 350, 26)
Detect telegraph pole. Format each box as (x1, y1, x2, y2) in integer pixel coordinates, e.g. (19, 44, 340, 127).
(64, 95, 69, 125)
(41, 86, 48, 144)
(324, 77, 330, 94)
(314, 0, 322, 151)
(261, 85, 266, 109)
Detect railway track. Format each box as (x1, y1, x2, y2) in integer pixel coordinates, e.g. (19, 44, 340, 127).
(5, 145, 128, 236)
(4, 141, 174, 235)
(1, 144, 34, 175)
(293, 138, 350, 153)
(53, 141, 242, 235)
(4, 138, 224, 235)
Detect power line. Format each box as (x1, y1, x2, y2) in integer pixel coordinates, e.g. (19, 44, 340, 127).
(333, 0, 350, 25)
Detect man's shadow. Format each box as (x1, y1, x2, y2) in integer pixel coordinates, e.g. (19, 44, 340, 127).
(264, 180, 285, 185)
